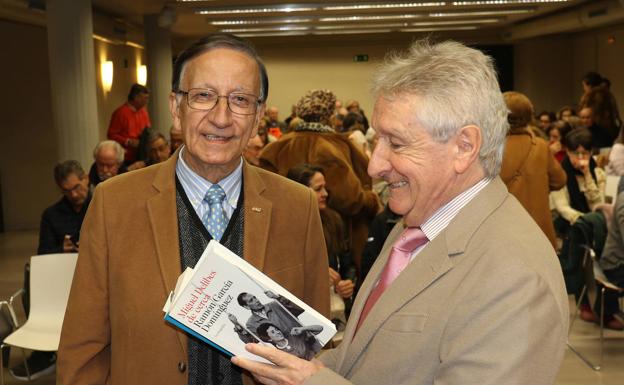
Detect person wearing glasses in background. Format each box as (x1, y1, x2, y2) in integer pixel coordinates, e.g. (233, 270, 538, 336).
(57, 34, 329, 385)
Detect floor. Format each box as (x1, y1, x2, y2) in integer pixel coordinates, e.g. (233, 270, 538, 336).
(0, 230, 623, 385)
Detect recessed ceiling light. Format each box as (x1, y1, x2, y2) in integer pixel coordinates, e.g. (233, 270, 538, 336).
(315, 23, 409, 30)
(412, 18, 499, 26)
(313, 29, 393, 35)
(210, 18, 313, 26)
(453, 0, 566, 5)
(323, 2, 445, 11)
(401, 26, 479, 32)
(196, 6, 317, 15)
(236, 32, 310, 37)
(220, 26, 310, 33)
(320, 14, 423, 22)
(430, 9, 534, 17)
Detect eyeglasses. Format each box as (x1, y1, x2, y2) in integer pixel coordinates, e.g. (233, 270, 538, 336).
(176, 88, 261, 115)
(570, 150, 590, 158)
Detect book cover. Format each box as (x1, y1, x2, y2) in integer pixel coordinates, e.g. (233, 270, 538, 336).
(163, 240, 336, 363)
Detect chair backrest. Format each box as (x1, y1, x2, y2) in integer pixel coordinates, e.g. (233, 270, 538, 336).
(26, 253, 78, 332)
(605, 175, 621, 203)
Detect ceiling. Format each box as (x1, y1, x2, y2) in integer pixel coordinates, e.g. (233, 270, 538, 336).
(2, 0, 624, 49)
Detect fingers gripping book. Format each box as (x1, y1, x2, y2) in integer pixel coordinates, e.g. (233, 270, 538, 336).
(163, 240, 336, 363)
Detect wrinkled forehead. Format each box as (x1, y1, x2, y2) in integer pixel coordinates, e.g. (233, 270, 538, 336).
(179, 47, 261, 92)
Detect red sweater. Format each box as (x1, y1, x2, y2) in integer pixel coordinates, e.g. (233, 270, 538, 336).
(107, 103, 150, 162)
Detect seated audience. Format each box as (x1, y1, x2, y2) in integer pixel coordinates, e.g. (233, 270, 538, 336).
(243, 135, 264, 166)
(342, 112, 370, 158)
(551, 128, 606, 227)
(260, 89, 380, 269)
(537, 110, 555, 133)
(88, 140, 127, 188)
(599, 190, 624, 329)
(10, 160, 91, 380)
(580, 88, 620, 149)
(169, 125, 183, 154)
(500, 92, 567, 250)
(557, 105, 576, 121)
(607, 125, 624, 175)
(144, 131, 171, 166)
(547, 120, 573, 163)
(345, 99, 370, 130)
(287, 163, 356, 319)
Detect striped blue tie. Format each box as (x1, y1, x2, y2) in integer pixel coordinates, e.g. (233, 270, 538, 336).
(203, 184, 227, 241)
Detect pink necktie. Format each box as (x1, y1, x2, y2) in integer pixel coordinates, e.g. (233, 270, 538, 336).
(355, 227, 428, 333)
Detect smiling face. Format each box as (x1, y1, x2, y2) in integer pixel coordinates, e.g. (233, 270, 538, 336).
(368, 94, 459, 227)
(169, 48, 264, 182)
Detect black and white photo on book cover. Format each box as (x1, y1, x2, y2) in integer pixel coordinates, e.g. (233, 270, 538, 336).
(163, 240, 335, 363)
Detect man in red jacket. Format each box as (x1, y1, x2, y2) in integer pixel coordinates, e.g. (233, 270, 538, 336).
(107, 83, 151, 163)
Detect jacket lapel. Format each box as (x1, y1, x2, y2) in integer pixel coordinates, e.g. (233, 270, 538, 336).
(340, 232, 452, 375)
(337, 177, 510, 376)
(242, 163, 272, 271)
(145, 153, 187, 354)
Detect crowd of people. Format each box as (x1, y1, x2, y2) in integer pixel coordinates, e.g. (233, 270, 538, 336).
(7, 33, 623, 385)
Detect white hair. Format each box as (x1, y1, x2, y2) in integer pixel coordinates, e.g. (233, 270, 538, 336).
(371, 39, 509, 178)
(93, 140, 125, 164)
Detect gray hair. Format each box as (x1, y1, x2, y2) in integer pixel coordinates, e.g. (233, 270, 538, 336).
(371, 39, 509, 178)
(93, 140, 125, 164)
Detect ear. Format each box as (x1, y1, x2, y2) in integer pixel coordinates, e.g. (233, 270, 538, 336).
(251, 103, 266, 138)
(168, 92, 182, 131)
(453, 125, 482, 174)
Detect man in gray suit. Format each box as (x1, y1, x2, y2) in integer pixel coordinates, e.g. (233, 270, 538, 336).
(233, 39, 569, 385)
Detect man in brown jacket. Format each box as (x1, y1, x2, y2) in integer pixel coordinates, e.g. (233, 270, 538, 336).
(57, 34, 329, 385)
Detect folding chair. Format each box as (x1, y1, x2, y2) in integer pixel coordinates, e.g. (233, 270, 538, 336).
(566, 213, 624, 371)
(0, 253, 77, 384)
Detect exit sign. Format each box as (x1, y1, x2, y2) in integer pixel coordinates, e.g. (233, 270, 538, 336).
(353, 54, 369, 62)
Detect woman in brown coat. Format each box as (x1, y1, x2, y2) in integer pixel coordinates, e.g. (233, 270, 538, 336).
(500, 91, 567, 249)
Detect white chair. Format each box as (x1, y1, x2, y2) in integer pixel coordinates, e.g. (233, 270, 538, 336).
(0, 253, 78, 384)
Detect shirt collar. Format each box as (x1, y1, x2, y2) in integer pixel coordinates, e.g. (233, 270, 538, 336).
(175, 146, 243, 211)
(420, 178, 491, 241)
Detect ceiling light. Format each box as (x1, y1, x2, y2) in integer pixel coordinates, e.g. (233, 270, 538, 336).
(196, 6, 317, 15)
(401, 26, 479, 32)
(430, 9, 534, 17)
(236, 32, 309, 37)
(453, 0, 566, 5)
(220, 26, 310, 33)
(210, 18, 313, 26)
(411, 18, 499, 26)
(323, 2, 445, 11)
(313, 29, 393, 35)
(315, 23, 408, 30)
(320, 14, 423, 22)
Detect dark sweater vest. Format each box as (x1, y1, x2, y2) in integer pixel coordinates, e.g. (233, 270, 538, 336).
(176, 177, 244, 385)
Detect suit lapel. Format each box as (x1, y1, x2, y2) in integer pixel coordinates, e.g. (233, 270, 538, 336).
(145, 153, 187, 354)
(242, 163, 272, 270)
(340, 232, 452, 375)
(337, 177, 510, 375)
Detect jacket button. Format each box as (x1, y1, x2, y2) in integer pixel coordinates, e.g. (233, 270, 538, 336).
(178, 362, 186, 373)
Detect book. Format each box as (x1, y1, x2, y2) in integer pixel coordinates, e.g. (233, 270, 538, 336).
(163, 240, 336, 363)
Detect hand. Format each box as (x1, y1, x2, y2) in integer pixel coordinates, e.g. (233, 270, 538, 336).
(232, 343, 324, 385)
(228, 313, 239, 324)
(328, 268, 341, 286)
(335, 279, 355, 298)
(549, 141, 561, 154)
(63, 235, 78, 253)
(264, 290, 278, 299)
(290, 327, 304, 336)
(578, 158, 590, 175)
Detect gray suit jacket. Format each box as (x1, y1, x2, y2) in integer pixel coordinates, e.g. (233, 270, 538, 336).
(306, 177, 568, 385)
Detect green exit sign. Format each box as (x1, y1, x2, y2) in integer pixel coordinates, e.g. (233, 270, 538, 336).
(353, 54, 369, 62)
